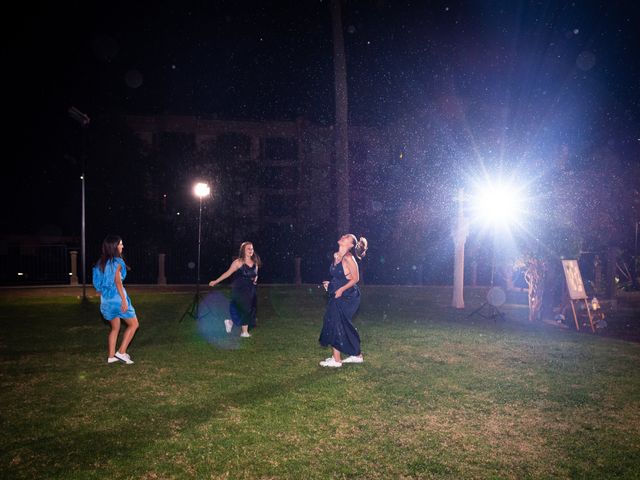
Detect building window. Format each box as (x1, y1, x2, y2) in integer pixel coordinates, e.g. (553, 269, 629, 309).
(158, 132, 195, 153)
(264, 137, 298, 162)
(258, 166, 299, 189)
(218, 133, 251, 160)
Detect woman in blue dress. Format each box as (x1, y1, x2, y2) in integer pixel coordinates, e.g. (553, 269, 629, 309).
(92, 235, 139, 364)
(319, 234, 368, 367)
(209, 242, 260, 337)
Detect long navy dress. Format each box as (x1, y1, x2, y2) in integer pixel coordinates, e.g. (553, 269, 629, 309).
(230, 263, 257, 329)
(319, 258, 362, 356)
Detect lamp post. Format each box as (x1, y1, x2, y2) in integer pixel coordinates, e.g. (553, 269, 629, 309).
(181, 182, 210, 321)
(68, 106, 90, 302)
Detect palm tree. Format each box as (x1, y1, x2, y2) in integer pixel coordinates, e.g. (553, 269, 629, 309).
(331, 0, 349, 233)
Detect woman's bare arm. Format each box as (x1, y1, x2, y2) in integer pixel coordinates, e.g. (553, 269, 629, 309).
(115, 264, 127, 312)
(209, 259, 243, 286)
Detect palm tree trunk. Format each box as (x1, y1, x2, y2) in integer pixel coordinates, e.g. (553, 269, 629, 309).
(331, 0, 349, 233)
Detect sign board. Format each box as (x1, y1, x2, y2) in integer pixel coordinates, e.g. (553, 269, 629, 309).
(562, 259, 587, 300)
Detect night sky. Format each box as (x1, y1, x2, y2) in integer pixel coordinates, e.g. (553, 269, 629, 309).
(3, 0, 640, 239)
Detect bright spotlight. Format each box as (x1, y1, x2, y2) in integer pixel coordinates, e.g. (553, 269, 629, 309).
(194, 182, 210, 198)
(471, 181, 524, 228)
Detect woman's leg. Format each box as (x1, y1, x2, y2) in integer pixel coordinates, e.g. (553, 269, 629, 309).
(118, 316, 139, 354)
(241, 324, 249, 335)
(332, 347, 341, 362)
(108, 317, 121, 357)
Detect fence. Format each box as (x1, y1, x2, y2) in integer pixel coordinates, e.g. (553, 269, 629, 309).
(0, 244, 625, 289)
(0, 245, 71, 285)
(0, 244, 210, 286)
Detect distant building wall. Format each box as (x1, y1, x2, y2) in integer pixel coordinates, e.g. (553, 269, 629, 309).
(124, 115, 387, 235)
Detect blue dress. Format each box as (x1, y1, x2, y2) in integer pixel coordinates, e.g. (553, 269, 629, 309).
(319, 258, 362, 356)
(92, 258, 136, 321)
(230, 263, 257, 328)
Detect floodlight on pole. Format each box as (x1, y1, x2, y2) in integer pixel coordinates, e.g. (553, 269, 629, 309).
(181, 182, 211, 322)
(463, 176, 528, 321)
(194, 182, 210, 198)
(194, 182, 210, 299)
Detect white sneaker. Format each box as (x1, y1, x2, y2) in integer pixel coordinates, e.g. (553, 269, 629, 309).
(319, 357, 342, 368)
(342, 356, 364, 364)
(240, 332, 251, 338)
(224, 319, 233, 333)
(107, 356, 119, 364)
(115, 352, 134, 364)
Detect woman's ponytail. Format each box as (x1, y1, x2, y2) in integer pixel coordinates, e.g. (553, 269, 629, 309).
(355, 236, 368, 259)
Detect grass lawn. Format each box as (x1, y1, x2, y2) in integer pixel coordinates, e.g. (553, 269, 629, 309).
(1, 286, 639, 479)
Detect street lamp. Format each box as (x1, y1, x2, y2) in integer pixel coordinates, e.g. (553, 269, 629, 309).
(68, 106, 90, 302)
(181, 182, 210, 321)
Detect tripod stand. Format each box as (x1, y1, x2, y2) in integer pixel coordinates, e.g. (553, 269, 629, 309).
(180, 283, 203, 322)
(467, 286, 506, 321)
(180, 186, 208, 322)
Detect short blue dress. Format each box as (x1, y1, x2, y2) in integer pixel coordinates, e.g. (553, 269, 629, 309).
(92, 257, 136, 321)
(319, 258, 361, 356)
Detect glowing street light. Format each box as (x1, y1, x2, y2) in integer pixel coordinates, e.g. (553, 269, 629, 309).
(68, 106, 90, 302)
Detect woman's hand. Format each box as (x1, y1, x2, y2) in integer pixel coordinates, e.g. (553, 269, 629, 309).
(334, 288, 343, 298)
(322, 281, 330, 291)
(120, 299, 128, 313)
(209, 280, 217, 287)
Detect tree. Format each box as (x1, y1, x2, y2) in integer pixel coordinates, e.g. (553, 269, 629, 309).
(331, 0, 349, 234)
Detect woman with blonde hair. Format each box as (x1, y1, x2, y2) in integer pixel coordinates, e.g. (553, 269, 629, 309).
(209, 242, 260, 337)
(319, 234, 368, 367)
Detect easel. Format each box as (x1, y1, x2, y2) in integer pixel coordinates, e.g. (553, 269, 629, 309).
(566, 297, 595, 332)
(561, 260, 596, 332)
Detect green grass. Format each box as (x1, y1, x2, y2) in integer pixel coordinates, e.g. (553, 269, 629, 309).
(1, 286, 639, 479)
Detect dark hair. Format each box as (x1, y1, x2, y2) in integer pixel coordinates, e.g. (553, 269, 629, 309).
(96, 235, 129, 272)
(238, 241, 262, 267)
(346, 234, 368, 260)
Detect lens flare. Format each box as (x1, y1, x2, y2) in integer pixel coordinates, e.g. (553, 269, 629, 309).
(196, 291, 239, 349)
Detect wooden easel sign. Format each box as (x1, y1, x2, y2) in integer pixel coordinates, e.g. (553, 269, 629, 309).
(561, 259, 595, 332)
